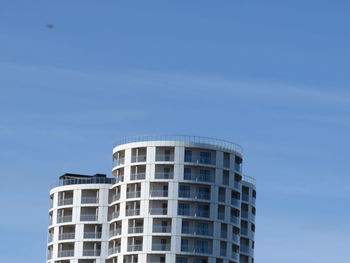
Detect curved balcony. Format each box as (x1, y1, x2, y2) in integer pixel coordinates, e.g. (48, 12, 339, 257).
(179, 191, 210, 201)
(127, 244, 142, 252)
(58, 198, 73, 206)
(57, 250, 74, 258)
(109, 228, 122, 238)
(130, 173, 145, 181)
(154, 172, 174, 180)
(109, 194, 120, 204)
(83, 232, 102, 239)
(128, 226, 143, 234)
(83, 249, 101, 256)
(57, 215, 72, 224)
(108, 246, 121, 255)
(59, 232, 75, 240)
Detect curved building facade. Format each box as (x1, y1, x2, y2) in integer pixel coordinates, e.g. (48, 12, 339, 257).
(47, 135, 256, 263)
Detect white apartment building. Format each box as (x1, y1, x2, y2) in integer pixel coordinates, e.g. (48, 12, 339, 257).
(47, 135, 256, 263)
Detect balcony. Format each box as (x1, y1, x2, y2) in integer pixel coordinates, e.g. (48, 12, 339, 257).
(155, 172, 174, 179)
(234, 181, 241, 189)
(242, 194, 249, 202)
(81, 197, 99, 204)
(48, 235, 53, 243)
(149, 208, 168, 215)
(234, 163, 242, 173)
(80, 214, 98, 221)
(59, 232, 75, 240)
(113, 157, 125, 167)
(151, 190, 168, 197)
(240, 245, 250, 254)
(223, 159, 230, 168)
(178, 208, 209, 218)
(84, 232, 102, 239)
(125, 209, 140, 216)
(181, 245, 212, 254)
(109, 194, 120, 203)
(127, 191, 141, 199)
(231, 251, 239, 261)
(83, 249, 101, 256)
(57, 215, 72, 223)
(109, 228, 121, 237)
(184, 155, 216, 166)
(131, 155, 147, 163)
(231, 198, 240, 207)
(57, 250, 74, 258)
(128, 226, 143, 234)
(230, 215, 239, 225)
(115, 175, 124, 183)
(108, 246, 121, 255)
(179, 190, 210, 200)
(156, 154, 174, 162)
(241, 210, 248, 219)
(127, 244, 142, 251)
(130, 173, 146, 181)
(152, 243, 171, 251)
(109, 211, 120, 220)
(232, 233, 239, 243)
(58, 198, 73, 206)
(47, 252, 52, 260)
(182, 228, 212, 237)
(153, 225, 171, 233)
(220, 247, 226, 257)
(184, 173, 213, 183)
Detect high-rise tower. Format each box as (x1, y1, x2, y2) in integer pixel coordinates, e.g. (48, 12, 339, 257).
(47, 135, 256, 263)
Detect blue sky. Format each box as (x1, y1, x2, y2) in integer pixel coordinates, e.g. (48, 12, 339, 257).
(0, 1, 350, 262)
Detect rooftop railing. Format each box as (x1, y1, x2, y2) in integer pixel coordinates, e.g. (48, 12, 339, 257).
(114, 135, 243, 154)
(52, 177, 115, 188)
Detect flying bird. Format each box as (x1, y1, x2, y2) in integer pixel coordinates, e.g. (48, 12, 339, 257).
(47, 24, 54, 29)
